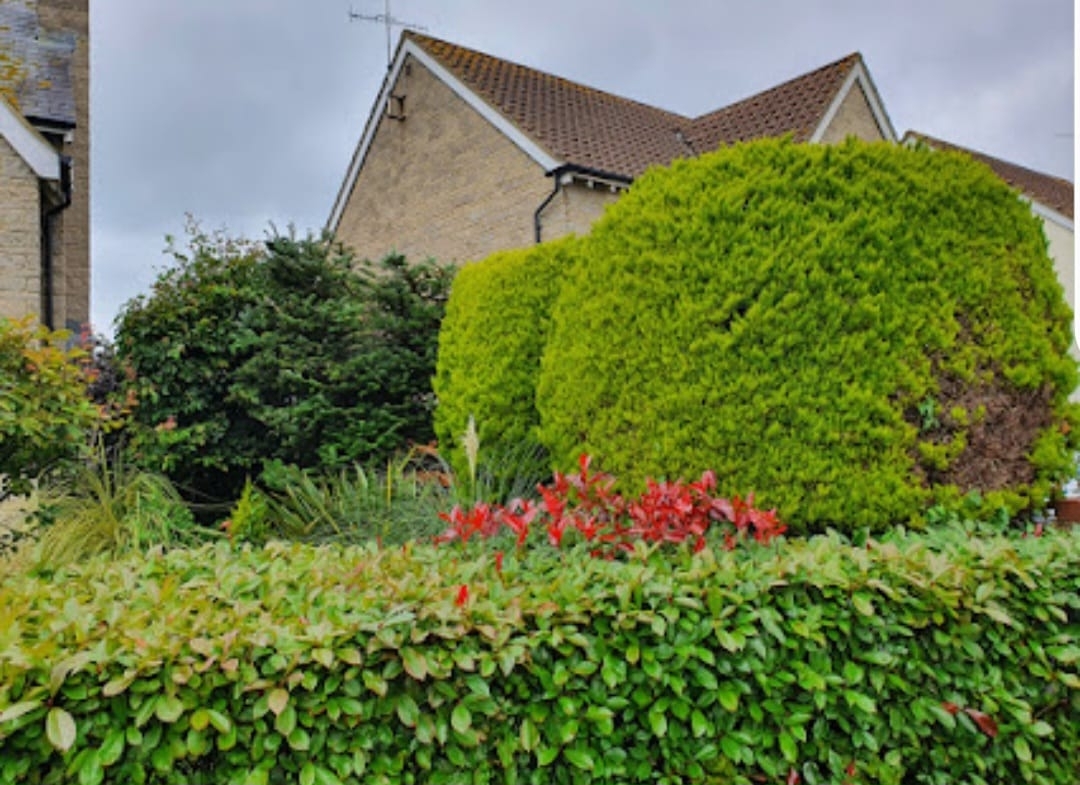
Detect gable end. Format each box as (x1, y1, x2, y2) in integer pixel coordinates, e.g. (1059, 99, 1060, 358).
(328, 38, 562, 233)
(810, 60, 896, 143)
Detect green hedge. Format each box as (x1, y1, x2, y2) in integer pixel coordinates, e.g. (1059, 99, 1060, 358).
(534, 139, 1078, 532)
(434, 238, 575, 479)
(1, 530, 1077, 784)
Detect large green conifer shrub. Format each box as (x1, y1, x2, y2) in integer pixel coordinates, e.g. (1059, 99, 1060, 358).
(434, 238, 574, 480)
(535, 139, 1078, 532)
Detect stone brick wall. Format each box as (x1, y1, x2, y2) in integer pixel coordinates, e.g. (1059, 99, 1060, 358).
(818, 82, 886, 143)
(0, 135, 41, 319)
(539, 181, 621, 242)
(37, 0, 89, 332)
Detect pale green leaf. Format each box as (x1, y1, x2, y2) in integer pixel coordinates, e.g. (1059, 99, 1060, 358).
(46, 706, 77, 752)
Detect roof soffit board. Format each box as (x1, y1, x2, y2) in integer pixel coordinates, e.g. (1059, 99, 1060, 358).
(810, 60, 896, 143)
(328, 38, 561, 232)
(0, 94, 59, 179)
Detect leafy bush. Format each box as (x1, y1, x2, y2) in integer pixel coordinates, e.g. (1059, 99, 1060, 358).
(1, 529, 1076, 784)
(434, 454, 786, 556)
(535, 138, 1079, 532)
(115, 226, 453, 506)
(434, 238, 573, 482)
(0, 317, 97, 499)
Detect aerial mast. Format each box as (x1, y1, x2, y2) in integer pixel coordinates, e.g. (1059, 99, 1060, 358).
(349, 0, 427, 68)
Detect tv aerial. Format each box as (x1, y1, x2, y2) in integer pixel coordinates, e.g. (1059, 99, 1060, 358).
(349, 1, 427, 69)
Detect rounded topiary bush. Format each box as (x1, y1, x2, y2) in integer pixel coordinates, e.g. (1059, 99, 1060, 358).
(434, 237, 576, 482)
(536, 138, 1079, 533)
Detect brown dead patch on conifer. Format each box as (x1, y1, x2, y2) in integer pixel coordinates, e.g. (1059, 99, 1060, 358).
(909, 374, 1054, 493)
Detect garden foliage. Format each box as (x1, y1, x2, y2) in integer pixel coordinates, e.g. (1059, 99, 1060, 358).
(438, 138, 1078, 532)
(115, 226, 452, 505)
(0, 317, 97, 498)
(0, 529, 1076, 784)
(433, 238, 574, 483)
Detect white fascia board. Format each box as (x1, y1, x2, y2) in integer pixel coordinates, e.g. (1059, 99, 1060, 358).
(0, 97, 60, 180)
(810, 60, 897, 144)
(328, 38, 562, 233)
(1028, 199, 1073, 232)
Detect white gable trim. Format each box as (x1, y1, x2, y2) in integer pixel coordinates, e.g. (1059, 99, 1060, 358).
(328, 38, 561, 233)
(810, 60, 897, 144)
(0, 96, 60, 180)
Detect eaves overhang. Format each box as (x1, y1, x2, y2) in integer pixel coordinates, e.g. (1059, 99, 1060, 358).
(0, 94, 60, 180)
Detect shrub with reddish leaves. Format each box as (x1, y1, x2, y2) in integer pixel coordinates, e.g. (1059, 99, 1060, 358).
(434, 454, 786, 555)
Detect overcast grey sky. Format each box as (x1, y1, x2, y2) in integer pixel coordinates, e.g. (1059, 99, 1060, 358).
(90, 0, 1075, 333)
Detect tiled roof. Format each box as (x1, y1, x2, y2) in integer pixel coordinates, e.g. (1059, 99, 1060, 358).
(905, 131, 1074, 221)
(409, 32, 862, 179)
(689, 54, 861, 148)
(0, 0, 77, 127)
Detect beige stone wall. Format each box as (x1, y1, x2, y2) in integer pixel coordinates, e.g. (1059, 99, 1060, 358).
(0, 135, 42, 319)
(336, 54, 554, 266)
(36, 0, 89, 332)
(538, 180, 622, 242)
(818, 82, 886, 143)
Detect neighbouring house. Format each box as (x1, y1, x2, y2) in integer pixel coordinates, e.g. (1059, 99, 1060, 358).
(903, 131, 1075, 355)
(0, 0, 89, 332)
(328, 32, 896, 265)
(328, 34, 1077, 365)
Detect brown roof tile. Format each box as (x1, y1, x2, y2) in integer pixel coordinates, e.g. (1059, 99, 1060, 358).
(905, 131, 1074, 221)
(688, 54, 861, 148)
(408, 33, 862, 179)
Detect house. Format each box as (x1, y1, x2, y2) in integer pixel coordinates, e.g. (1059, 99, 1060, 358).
(0, 0, 89, 332)
(328, 32, 896, 265)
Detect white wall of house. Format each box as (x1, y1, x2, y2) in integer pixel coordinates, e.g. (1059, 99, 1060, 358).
(1039, 216, 1076, 355)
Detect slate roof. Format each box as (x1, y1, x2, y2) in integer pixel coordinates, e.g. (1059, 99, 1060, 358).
(905, 131, 1074, 221)
(0, 0, 77, 127)
(408, 32, 866, 179)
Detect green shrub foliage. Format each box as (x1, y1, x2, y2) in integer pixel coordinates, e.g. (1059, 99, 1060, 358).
(115, 226, 452, 504)
(434, 238, 573, 478)
(536, 139, 1079, 531)
(0, 317, 97, 498)
(1, 530, 1077, 783)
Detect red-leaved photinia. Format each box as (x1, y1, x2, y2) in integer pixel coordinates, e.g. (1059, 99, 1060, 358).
(433, 455, 786, 557)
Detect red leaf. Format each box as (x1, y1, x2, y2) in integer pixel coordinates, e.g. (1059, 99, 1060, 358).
(941, 701, 960, 715)
(787, 769, 801, 785)
(493, 551, 503, 574)
(846, 760, 856, 777)
(454, 585, 469, 607)
(964, 708, 998, 738)
(547, 517, 569, 548)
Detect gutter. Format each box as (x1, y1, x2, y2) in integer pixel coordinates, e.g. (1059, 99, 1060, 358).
(40, 155, 73, 330)
(533, 164, 633, 244)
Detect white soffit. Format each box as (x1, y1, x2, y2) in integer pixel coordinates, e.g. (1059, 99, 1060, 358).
(810, 59, 897, 144)
(328, 38, 561, 232)
(0, 96, 59, 180)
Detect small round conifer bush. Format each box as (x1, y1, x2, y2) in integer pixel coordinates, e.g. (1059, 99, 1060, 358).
(535, 138, 1079, 533)
(434, 237, 575, 482)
